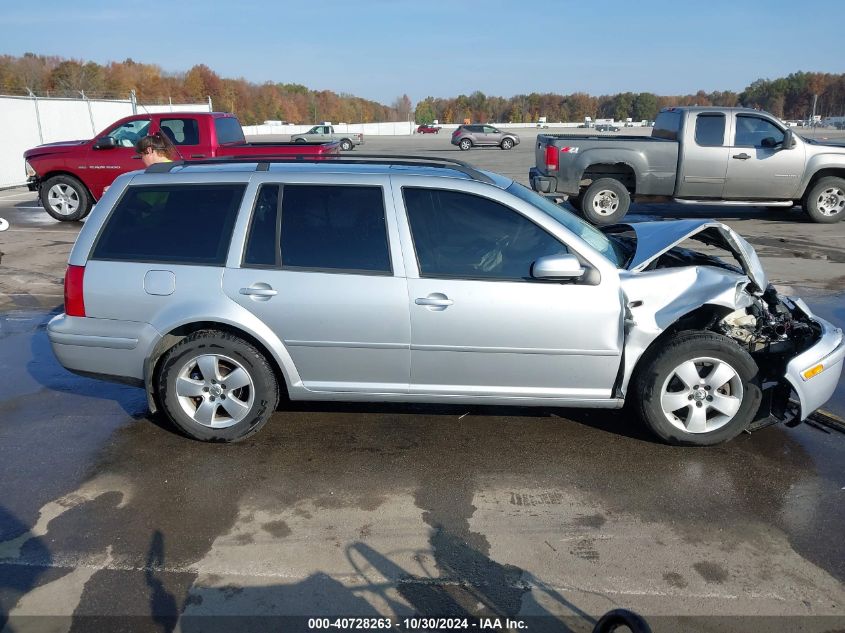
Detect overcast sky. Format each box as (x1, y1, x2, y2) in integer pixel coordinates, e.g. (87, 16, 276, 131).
(1, 0, 841, 104)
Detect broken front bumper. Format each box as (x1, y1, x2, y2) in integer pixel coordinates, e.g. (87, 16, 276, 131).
(784, 299, 845, 420)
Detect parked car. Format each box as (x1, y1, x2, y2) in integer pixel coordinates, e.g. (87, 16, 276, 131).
(595, 124, 621, 132)
(530, 106, 845, 225)
(450, 125, 520, 151)
(290, 125, 363, 151)
(47, 155, 843, 445)
(417, 124, 441, 134)
(23, 112, 339, 222)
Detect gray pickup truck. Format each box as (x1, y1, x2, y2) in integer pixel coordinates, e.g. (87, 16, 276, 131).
(290, 125, 364, 151)
(529, 106, 845, 225)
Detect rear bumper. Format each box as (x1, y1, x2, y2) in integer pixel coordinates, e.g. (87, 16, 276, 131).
(529, 167, 559, 195)
(784, 301, 845, 420)
(47, 314, 161, 387)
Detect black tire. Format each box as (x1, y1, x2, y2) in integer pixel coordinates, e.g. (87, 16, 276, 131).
(459, 138, 473, 151)
(295, 138, 306, 143)
(340, 139, 353, 151)
(581, 178, 630, 225)
(500, 138, 514, 150)
(40, 175, 92, 222)
(632, 331, 761, 446)
(157, 330, 280, 442)
(803, 176, 845, 223)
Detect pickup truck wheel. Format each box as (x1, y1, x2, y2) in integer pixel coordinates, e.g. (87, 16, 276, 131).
(633, 331, 761, 446)
(581, 178, 630, 225)
(459, 138, 473, 151)
(500, 138, 514, 150)
(40, 175, 92, 222)
(804, 177, 845, 223)
(294, 138, 306, 143)
(157, 330, 280, 442)
(340, 139, 353, 151)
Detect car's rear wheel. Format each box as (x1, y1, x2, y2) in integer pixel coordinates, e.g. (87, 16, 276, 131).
(157, 330, 279, 442)
(459, 138, 473, 151)
(580, 178, 630, 225)
(632, 331, 761, 446)
(340, 139, 353, 151)
(40, 175, 92, 222)
(501, 138, 514, 150)
(804, 176, 845, 223)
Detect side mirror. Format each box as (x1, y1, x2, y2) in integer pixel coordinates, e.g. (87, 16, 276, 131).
(783, 128, 794, 149)
(531, 254, 585, 281)
(93, 137, 117, 150)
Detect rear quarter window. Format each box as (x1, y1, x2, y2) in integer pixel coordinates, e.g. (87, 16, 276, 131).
(92, 184, 246, 265)
(652, 111, 682, 141)
(214, 117, 246, 145)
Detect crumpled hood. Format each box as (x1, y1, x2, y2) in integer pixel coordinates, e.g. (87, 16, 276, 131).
(622, 219, 768, 292)
(24, 140, 89, 159)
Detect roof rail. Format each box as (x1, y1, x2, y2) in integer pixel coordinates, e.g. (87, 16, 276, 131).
(144, 154, 496, 185)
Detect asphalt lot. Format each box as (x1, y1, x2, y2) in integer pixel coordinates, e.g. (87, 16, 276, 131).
(0, 133, 844, 632)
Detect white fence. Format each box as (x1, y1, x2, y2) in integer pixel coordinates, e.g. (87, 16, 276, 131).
(0, 95, 211, 189)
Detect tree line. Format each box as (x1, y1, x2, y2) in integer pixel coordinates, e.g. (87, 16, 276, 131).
(1, 53, 842, 125)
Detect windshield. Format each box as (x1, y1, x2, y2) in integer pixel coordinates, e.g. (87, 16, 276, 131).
(506, 182, 626, 266)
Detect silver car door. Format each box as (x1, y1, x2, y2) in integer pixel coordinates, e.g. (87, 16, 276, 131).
(393, 179, 623, 400)
(223, 176, 410, 394)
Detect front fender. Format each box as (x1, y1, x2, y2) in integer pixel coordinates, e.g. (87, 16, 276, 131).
(618, 266, 754, 395)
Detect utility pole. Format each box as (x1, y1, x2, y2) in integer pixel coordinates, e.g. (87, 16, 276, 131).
(811, 93, 818, 126)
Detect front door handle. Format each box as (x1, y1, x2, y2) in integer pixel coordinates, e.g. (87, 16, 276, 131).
(240, 284, 277, 301)
(732, 153, 751, 160)
(415, 294, 453, 312)
(415, 297, 453, 306)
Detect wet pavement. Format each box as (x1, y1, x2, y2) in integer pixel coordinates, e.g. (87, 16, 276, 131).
(0, 305, 843, 632)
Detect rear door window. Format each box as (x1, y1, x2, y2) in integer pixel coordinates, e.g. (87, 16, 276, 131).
(92, 184, 245, 265)
(214, 117, 245, 144)
(279, 185, 391, 274)
(160, 118, 200, 146)
(694, 114, 726, 146)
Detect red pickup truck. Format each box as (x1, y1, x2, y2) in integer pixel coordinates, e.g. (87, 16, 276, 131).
(24, 112, 339, 221)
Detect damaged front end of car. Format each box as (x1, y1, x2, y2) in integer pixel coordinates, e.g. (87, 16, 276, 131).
(609, 220, 844, 429)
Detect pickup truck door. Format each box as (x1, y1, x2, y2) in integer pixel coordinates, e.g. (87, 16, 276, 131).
(394, 181, 623, 401)
(85, 118, 151, 197)
(723, 113, 805, 199)
(675, 112, 730, 198)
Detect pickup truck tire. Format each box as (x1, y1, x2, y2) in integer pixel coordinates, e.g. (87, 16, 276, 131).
(294, 138, 306, 143)
(581, 178, 630, 225)
(459, 139, 473, 151)
(157, 330, 280, 442)
(632, 331, 761, 446)
(804, 177, 845, 223)
(500, 138, 514, 150)
(41, 175, 92, 222)
(340, 139, 353, 151)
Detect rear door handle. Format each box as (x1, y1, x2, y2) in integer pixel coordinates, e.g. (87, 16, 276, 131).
(240, 284, 277, 301)
(732, 153, 751, 160)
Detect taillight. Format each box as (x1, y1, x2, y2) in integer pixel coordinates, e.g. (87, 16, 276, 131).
(64, 265, 86, 317)
(544, 144, 559, 172)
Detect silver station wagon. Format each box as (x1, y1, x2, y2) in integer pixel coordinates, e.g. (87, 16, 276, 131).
(48, 156, 844, 444)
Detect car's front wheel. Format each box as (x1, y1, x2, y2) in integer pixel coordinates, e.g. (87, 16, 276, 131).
(804, 176, 845, 223)
(500, 138, 514, 150)
(157, 330, 280, 442)
(459, 138, 472, 151)
(632, 331, 761, 446)
(40, 175, 92, 222)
